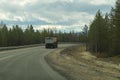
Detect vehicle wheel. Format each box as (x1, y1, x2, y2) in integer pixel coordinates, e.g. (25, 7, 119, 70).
(45, 45, 48, 48)
(52, 45, 55, 48)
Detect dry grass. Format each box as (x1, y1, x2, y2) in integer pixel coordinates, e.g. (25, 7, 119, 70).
(46, 45, 120, 80)
(60, 45, 86, 55)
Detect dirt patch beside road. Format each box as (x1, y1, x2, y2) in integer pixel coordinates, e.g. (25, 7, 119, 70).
(45, 45, 120, 80)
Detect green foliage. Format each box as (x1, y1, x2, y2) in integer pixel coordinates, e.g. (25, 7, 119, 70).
(24, 25, 35, 44)
(88, 0, 120, 56)
(109, 0, 120, 54)
(0, 23, 86, 47)
(81, 25, 88, 43)
(88, 10, 109, 53)
(1, 24, 8, 47)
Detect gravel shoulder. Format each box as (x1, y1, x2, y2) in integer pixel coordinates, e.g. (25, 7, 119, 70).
(45, 45, 120, 80)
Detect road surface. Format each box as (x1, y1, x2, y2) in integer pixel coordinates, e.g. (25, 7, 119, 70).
(0, 44, 75, 80)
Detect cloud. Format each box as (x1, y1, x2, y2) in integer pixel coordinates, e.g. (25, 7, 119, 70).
(89, 0, 115, 6)
(34, 25, 83, 32)
(0, 0, 117, 32)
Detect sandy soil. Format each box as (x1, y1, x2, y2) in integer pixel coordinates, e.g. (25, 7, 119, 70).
(46, 45, 120, 80)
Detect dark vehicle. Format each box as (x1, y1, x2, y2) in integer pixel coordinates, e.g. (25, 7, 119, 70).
(45, 37, 58, 48)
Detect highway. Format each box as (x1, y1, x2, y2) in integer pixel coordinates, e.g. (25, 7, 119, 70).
(0, 44, 74, 80)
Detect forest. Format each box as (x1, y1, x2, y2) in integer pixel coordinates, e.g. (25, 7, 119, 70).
(88, 0, 120, 56)
(0, 23, 88, 47)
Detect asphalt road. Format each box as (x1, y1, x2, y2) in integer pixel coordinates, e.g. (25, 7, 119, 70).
(0, 44, 75, 80)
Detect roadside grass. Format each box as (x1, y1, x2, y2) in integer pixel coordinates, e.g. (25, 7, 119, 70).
(60, 45, 86, 55)
(60, 45, 120, 64)
(45, 45, 120, 80)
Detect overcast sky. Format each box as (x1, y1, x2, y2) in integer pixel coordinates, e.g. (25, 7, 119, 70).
(0, 0, 116, 32)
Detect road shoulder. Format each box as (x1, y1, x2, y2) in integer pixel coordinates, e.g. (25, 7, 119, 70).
(45, 45, 120, 80)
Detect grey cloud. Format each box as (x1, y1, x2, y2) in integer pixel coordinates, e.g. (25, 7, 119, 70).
(23, 0, 112, 24)
(0, 0, 115, 26)
(3, 19, 51, 25)
(28, 1, 112, 14)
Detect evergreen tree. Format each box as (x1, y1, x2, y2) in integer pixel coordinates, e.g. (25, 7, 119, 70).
(88, 10, 108, 53)
(0, 28, 2, 46)
(1, 24, 8, 47)
(24, 25, 35, 44)
(34, 30, 41, 44)
(110, 0, 120, 54)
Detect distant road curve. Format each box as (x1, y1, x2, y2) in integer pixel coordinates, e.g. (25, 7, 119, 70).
(0, 44, 76, 80)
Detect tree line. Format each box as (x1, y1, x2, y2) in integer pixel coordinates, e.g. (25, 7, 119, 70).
(0, 23, 88, 47)
(88, 0, 120, 56)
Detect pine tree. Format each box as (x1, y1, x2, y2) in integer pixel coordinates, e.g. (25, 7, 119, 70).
(24, 25, 35, 44)
(1, 24, 8, 47)
(88, 10, 108, 53)
(0, 28, 2, 46)
(110, 0, 120, 54)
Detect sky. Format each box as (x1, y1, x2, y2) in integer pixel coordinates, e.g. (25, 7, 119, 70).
(0, 0, 116, 32)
